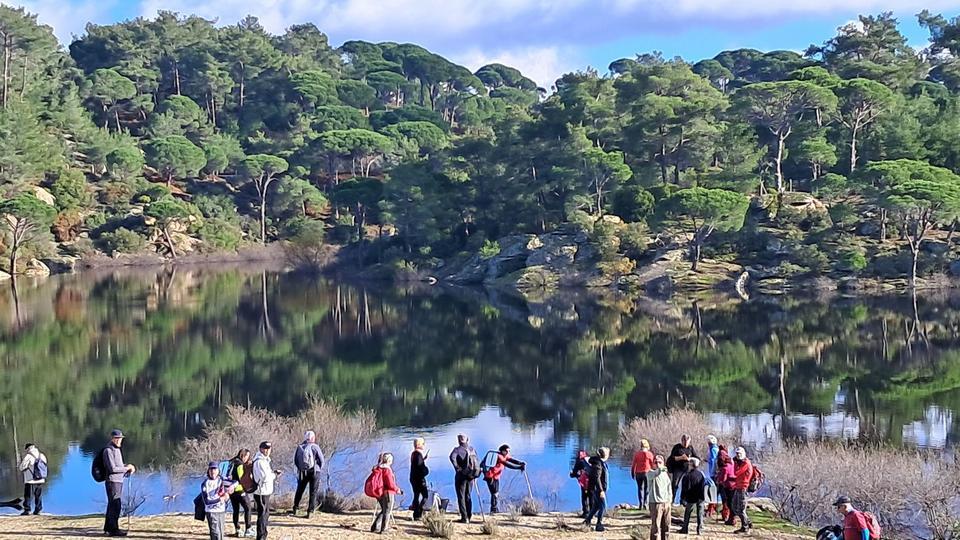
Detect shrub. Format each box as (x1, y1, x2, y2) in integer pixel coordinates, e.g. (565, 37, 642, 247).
(423, 510, 455, 538)
(612, 185, 654, 222)
(764, 442, 960, 538)
(519, 497, 542, 516)
(50, 169, 94, 211)
(198, 218, 242, 251)
(479, 239, 500, 259)
(618, 222, 649, 260)
(283, 219, 329, 272)
(838, 248, 868, 273)
(52, 210, 84, 242)
(179, 399, 376, 478)
(620, 408, 729, 457)
(99, 227, 146, 255)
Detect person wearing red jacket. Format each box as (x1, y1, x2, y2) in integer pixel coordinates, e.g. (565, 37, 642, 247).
(730, 447, 754, 533)
(484, 444, 525, 513)
(630, 439, 655, 507)
(370, 453, 403, 535)
(713, 446, 736, 524)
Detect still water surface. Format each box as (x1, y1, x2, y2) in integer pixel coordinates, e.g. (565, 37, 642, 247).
(0, 266, 957, 515)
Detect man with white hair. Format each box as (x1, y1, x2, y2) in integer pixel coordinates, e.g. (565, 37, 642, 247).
(449, 433, 478, 523)
(291, 430, 325, 518)
(730, 447, 754, 533)
(834, 496, 870, 540)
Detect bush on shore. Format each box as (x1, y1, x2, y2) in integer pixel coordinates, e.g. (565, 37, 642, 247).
(179, 398, 376, 476)
(619, 408, 731, 456)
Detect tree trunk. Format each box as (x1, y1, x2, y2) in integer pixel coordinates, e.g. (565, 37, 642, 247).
(849, 125, 859, 173)
(174, 63, 181, 95)
(19, 56, 25, 101)
(162, 227, 178, 258)
(238, 64, 245, 109)
(115, 108, 122, 132)
(775, 133, 787, 193)
(879, 209, 887, 242)
(2, 36, 9, 109)
(691, 241, 701, 271)
(8, 247, 16, 275)
(259, 188, 267, 244)
(910, 246, 919, 289)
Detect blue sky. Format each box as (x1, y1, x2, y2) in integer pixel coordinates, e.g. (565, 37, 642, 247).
(9, 1, 960, 88)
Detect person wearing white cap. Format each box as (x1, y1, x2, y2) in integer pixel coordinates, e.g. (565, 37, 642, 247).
(201, 461, 231, 540)
(291, 431, 325, 518)
(730, 447, 754, 533)
(252, 441, 280, 540)
(102, 429, 135, 537)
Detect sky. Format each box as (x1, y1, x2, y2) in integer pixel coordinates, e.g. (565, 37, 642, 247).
(8, 0, 960, 89)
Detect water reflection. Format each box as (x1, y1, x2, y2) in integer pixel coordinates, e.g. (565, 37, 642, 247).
(1, 266, 960, 512)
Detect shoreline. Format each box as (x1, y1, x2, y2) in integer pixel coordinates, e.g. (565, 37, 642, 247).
(0, 506, 808, 540)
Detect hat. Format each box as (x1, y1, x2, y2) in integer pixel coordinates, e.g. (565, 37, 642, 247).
(833, 496, 852, 507)
(208, 461, 219, 470)
(110, 429, 124, 439)
(259, 441, 272, 450)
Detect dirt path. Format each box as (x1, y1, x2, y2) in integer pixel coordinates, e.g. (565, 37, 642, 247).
(1, 508, 809, 540)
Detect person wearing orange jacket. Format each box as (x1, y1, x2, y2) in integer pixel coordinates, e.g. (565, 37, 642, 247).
(630, 439, 655, 507)
(730, 447, 754, 533)
(484, 444, 525, 513)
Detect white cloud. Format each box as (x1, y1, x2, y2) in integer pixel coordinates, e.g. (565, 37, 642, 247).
(454, 46, 582, 90)
(10, 0, 117, 43)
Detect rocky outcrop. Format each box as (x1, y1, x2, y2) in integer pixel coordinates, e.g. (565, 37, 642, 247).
(23, 258, 50, 277)
(446, 229, 596, 290)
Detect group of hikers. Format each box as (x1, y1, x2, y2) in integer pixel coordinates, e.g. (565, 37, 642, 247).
(7, 429, 876, 540)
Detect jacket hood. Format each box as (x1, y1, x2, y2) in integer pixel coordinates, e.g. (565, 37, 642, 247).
(27, 447, 40, 459)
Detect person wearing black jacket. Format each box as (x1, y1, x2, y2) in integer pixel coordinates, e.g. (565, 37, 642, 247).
(291, 431, 325, 518)
(582, 447, 610, 533)
(680, 458, 707, 535)
(227, 449, 254, 538)
(569, 450, 592, 518)
(667, 434, 699, 494)
(448, 434, 476, 523)
(410, 438, 430, 520)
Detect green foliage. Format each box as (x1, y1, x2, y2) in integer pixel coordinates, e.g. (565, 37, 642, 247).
(144, 135, 207, 184)
(479, 239, 500, 259)
(612, 185, 655, 222)
(99, 227, 146, 255)
(50, 169, 94, 211)
(198, 218, 243, 251)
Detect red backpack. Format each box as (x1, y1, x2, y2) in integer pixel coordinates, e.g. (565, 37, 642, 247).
(747, 465, 765, 493)
(364, 468, 384, 499)
(857, 511, 882, 540)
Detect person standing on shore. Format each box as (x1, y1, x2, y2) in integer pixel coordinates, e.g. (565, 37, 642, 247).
(834, 496, 871, 540)
(449, 434, 478, 523)
(679, 458, 707, 535)
(648, 455, 673, 540)
(18, 443, 47, 516)
(483, 444, 525, 514)
(715, 446, 735, 524)
(410, 438, 430, 520)
(704, 436, 720, 518)
(102, 429, 136, 537)
(370, 452, 403, 534)
(667, 435, 698, 494)
(583, 447, 610, 533)
(252, 441, 280, 540)
(202, 461, 231, 540)
(228, 449, 255, 537)
(731, 447, 754, 533)
(570, 450, 592, 518)
(291, 431, 325, 518)
(631, 439, 655, 507)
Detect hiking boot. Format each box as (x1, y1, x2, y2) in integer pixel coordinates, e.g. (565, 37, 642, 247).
(244, 528, 256, 537)
(679, 529, 689, 534)
(19, 510, 29, 516)
(305, 512, 312, 519)
(106, 531, 128, 537)
(735, 528, 749, 534)
(595, 524, 606, 532)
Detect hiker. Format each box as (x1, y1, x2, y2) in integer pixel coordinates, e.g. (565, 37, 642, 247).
(102, 429, 136, 537)
(715, 445, 735, 524)
(370, 452, 403, 534)
(410, 438, 430, 520)
(647, 455, 673, 540)
(570, 450, 592, 518)
(449, 433, 479, 523)
(667, 434, 699, 494)
(679, 458, 706, 535)
(834, 496, 871, 540)
(252, 441, 280, 540)
(483, 444, 525, 514)
(291, 430, 325, 518)
(583, 447, 610, 533)
(704, 436, 720, 518)
(631, 439, 655, 507)
(228, 449, 255, 538)
(18, 443, 47, 516)
(202, 461, 232, 540)
(730, 447, 754, 533)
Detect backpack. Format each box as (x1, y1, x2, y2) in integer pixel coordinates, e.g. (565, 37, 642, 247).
(91, 448, 107, 483)
(480, 451, 499, 480)
(32, 457, 48, 481)
(577, 462, 592, 490)
(858, 511, 882, 540)
(193, 493, 206, 521)
(297, 444, 315, 471)
(464, 449, 482, 480)
(364, 468, 385, 499)
(747, 465, 765, 493)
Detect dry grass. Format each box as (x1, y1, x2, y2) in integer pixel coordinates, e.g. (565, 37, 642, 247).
(764, 442, 960, 539)
(423, 509, 455, 538)
(480, 519, 499, 535)
(619, 408, 729, 456)
(179, 398, 376, 477)
(520, 496, 543, 516)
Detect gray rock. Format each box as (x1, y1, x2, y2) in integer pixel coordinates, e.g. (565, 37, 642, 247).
(644, 275, 674, 298)
(43, 255, 80, 274)
(23, 258, 50, 277)
(0, 270, 10, 281)
(857, 222, 880, 237)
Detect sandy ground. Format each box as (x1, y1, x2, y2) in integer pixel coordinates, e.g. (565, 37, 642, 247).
(0, 508, 810, 540)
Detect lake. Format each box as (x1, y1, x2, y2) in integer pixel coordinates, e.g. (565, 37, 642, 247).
(0, 265, 957, 516)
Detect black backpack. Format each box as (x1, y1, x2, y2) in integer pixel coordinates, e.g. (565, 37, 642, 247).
(91, 448, 107, 483)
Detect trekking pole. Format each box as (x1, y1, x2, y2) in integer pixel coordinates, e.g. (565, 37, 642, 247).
(472, 480, 485, 522)
(522, 470, 534, 500)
